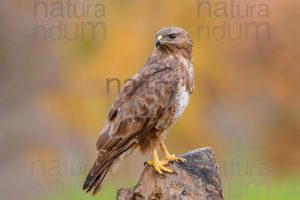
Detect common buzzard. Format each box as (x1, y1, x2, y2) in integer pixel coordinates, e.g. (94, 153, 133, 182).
(83, 26, 194, 195)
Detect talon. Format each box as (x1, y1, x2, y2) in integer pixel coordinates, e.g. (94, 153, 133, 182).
(146, 160, 153, 166)
(178, 157, 186, 165)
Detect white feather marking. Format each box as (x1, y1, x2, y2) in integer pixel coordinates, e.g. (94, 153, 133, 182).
(174, 85, 190, 120)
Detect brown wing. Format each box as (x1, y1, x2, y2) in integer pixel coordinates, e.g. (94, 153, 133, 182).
(83, 64, 180, 195)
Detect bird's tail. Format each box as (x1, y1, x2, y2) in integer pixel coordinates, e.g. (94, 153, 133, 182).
(83, 159, 114, 195)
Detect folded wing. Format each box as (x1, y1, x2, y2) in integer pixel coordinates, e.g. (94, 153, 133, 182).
(83, 64, 180, 195)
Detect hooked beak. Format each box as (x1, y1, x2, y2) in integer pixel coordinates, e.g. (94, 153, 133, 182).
(156, 35, 163, 47)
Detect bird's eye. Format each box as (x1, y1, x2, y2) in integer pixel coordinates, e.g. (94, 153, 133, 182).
(168, 34, 176, 39)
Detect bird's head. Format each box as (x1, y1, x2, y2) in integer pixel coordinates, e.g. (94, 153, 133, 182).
(155, 27, 193, 52)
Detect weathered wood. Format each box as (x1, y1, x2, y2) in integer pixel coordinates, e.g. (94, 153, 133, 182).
(117, 147, 224, 200)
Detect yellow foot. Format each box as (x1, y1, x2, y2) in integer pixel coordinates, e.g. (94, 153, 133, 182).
(161, 154, 186, 164)
(145, 160, 173, 174)
(145, 148, 173, 174)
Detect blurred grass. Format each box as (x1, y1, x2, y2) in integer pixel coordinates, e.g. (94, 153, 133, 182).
(223, 176, 300, 200)
(268, 177, 300, 200)
(36, 176, 300, 200)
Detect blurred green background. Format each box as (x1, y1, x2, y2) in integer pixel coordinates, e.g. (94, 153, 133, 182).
(1, 0, 300, 199)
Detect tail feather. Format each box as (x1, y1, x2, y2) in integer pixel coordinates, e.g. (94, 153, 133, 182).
(92, 167, 110, 195)
(83, 161, 113, 195)
(83, 139, 136, 195)
(82, 170, 93, 191)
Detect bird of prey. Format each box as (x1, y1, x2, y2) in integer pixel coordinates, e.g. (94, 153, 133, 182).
(83, 26, 194, 195)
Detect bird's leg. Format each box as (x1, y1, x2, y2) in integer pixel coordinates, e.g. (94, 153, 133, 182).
(159, 141, 186, 164)
(145, 148, 173, 174)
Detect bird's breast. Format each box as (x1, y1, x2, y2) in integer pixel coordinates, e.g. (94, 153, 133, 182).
(168, 56, 193, 124)
(156, 55, 194, 128)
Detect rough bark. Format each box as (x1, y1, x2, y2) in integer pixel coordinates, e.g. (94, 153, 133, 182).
(116, 147, 224, 200)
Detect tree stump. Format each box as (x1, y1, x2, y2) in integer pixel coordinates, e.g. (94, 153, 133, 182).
(116, 147, 224, 200)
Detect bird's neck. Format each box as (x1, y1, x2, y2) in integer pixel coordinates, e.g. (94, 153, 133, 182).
(152, 47, 192, 62)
